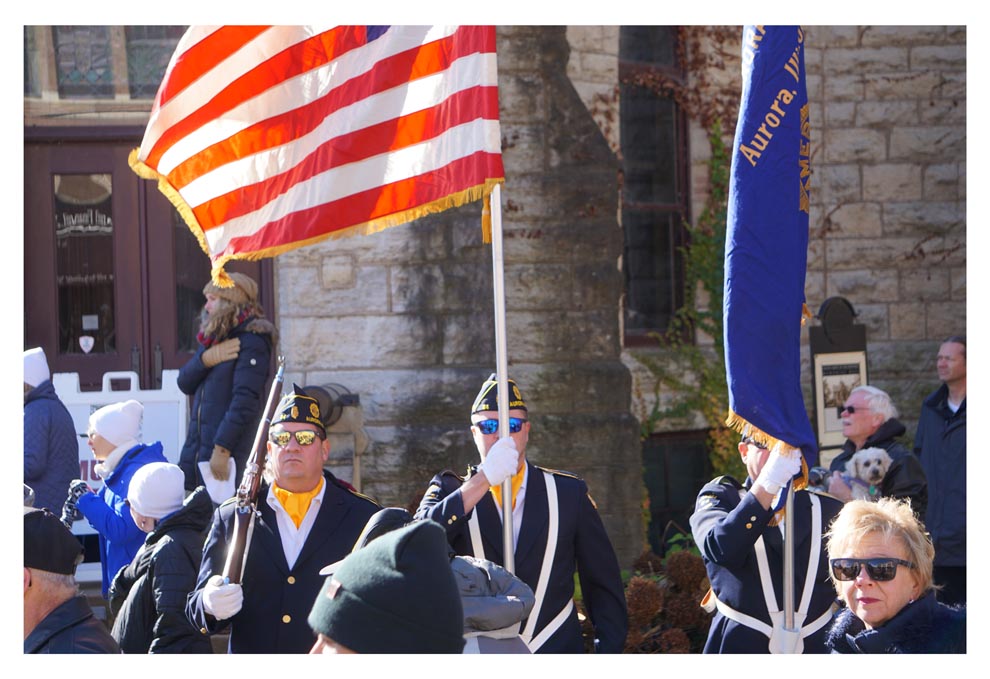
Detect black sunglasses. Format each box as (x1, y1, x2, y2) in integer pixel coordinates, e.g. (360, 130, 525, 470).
(474, 417, 528, 435)
(836, 404, 870, 417)
(830, 557, 915, 582)
(269, 429, 324, 447)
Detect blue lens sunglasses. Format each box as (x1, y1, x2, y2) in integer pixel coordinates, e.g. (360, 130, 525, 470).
(474, 417, 528, 435)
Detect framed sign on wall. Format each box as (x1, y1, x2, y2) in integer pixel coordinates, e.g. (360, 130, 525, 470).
(813, 350, 868, 451)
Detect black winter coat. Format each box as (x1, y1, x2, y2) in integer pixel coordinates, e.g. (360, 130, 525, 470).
(108, 487, 214, 653)
(828, 418, 928, 517)
(826, 592, 965, 653)
(177, 316, 275, 490)
(24, 595, 121, 654)
(914, 385, 966, 566)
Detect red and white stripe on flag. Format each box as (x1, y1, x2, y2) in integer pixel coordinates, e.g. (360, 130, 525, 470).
(129, 25, 504, 285)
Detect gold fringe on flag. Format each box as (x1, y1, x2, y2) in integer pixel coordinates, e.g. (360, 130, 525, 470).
(128, 148, 234, 289)
(130, 143, 505, 286)
(481, 177, 501, 244)
(725, 408, 810, 492)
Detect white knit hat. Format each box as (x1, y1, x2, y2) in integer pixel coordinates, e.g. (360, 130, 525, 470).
(23, 347, 50, 388)
(89, 399, 143, 447)
(128, 463, 185, 519)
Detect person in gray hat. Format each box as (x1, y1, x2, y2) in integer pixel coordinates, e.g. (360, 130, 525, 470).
(24, 507, 120, 654)
(308, 520, 464, 654)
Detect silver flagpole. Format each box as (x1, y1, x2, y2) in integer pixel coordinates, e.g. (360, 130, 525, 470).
(784, 480, 795, 632)
(489, 183, 514, 573)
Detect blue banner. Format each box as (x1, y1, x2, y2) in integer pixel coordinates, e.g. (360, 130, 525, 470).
(724, 26, 816, 467)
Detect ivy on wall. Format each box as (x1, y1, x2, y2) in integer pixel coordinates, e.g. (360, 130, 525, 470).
(628, 27, 745, 479)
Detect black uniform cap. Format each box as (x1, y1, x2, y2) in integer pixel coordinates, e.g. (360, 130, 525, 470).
(470, 373, 527, 416)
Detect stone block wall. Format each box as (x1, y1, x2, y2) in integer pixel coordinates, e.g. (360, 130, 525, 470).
(804, 25, 966, 440)
(567, 25, 966, 449)
(276, 26, 644, 567)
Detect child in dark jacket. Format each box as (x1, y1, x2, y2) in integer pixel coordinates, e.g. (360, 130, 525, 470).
(109, 463, 213, 653)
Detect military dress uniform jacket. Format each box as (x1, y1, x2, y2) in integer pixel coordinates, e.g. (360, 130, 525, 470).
(415, 462, 628, 653)
(186, 471, 380, 653)
(690, 476, 843, 654)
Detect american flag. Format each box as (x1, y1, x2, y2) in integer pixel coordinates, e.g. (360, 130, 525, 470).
(130, 25, 504, 284)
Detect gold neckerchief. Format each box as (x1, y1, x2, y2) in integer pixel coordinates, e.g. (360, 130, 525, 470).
(273, 477, 324, 528)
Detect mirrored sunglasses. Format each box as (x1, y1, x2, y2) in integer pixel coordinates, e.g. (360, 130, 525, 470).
(830, 557, 915, 582)
(474, 417, 528, 435)
(269, 429, 323, 447)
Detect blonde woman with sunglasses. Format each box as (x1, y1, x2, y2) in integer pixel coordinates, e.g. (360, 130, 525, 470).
(824, 497, 965, 653)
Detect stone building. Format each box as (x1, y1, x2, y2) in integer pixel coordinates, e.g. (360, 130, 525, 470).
(23, 25, 965, 568)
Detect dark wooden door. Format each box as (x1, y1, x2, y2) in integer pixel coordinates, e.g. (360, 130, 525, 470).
(24, 130, 272, 390)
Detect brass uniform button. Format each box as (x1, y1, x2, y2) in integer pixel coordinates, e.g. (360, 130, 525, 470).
(200, 627, 208, 635)
(287, 576, 296, 584)
(745, 523, 753, 529)
(282, 615, 291, 624)
(750, 516, 757, 521)
(448, 515, 458, 525)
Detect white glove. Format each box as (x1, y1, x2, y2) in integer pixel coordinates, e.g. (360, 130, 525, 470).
(202, 574, 243, 620)
(478, 437, 519, 487)
(754, 444, 802, 496)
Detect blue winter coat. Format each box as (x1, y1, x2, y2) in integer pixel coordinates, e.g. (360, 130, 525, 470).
(177, 316, 275, 491)
(914, 385, 966, 567)
(76, 441, 168, 597)
(24, 380, 79, 514)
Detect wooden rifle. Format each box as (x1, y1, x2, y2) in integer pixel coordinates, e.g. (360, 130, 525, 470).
(221, 355, 285, 584)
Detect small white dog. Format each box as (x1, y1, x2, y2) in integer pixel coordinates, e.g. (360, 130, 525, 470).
(843, 447, 893, 500)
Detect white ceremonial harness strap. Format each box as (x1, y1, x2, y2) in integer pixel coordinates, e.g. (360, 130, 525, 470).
(712, 492, 831, 653)
(468, 470, 571, 652)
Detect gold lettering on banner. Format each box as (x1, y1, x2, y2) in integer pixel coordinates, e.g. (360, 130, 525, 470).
(738, 28, 807, 168)
(738, 88, 797, 167)
(799, 103, 811, 213)
(741, 25, 767, 66)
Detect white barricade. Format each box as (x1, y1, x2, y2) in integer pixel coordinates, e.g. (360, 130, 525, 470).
(51, 370, 188, 538)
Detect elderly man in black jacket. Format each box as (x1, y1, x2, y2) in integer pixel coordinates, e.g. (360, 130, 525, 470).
(24, 507, 120, 654)
(827, 385, 927, 517)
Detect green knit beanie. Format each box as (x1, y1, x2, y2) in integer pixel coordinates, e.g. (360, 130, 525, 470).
(308, 520, 464, 653)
